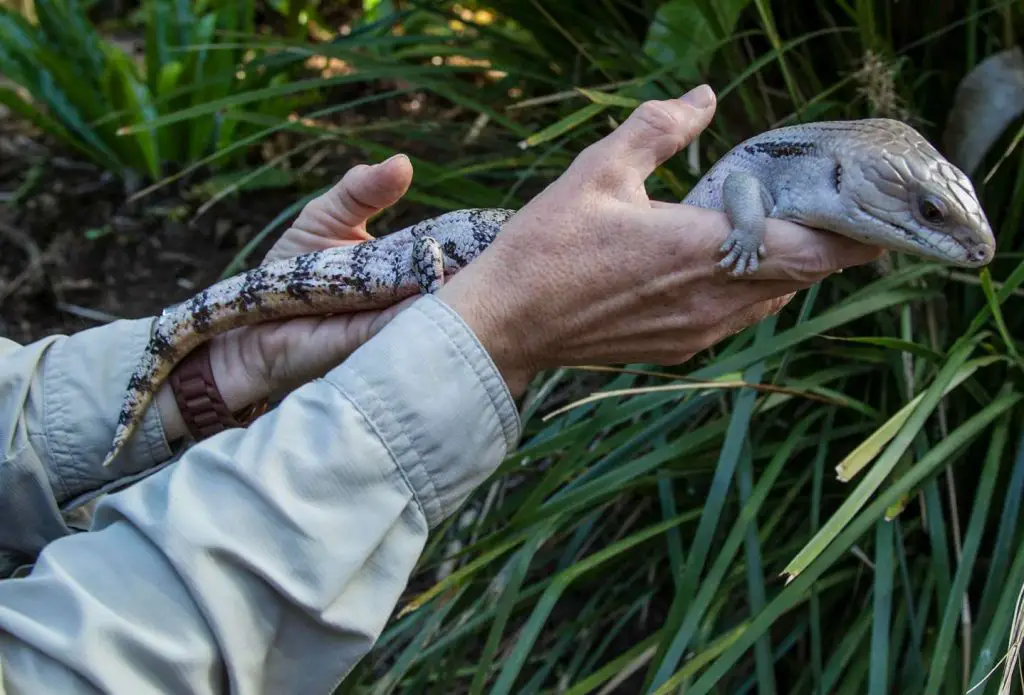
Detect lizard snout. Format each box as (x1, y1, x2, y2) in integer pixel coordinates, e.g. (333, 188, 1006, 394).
(971, 242, 995, 265)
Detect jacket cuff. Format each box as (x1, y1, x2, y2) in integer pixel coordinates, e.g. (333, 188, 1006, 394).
(36, 318, 174, 507)
(324, 295, 521, 528)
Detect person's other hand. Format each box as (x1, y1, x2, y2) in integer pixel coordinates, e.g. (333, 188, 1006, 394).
(435, 84, 883, 396)
(156, 154, 420, 437)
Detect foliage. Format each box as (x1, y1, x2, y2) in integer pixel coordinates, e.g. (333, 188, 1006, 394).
(262, 1, 1021, 693)
(8, 0, 1024, 691)
(0, 0, 305, 186)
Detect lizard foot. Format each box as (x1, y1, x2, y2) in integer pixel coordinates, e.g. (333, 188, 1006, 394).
(718, 232, 766, 277)
(412, 236, 446, 293)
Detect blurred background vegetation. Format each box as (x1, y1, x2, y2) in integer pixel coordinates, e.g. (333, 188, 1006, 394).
(3, 0, 1024, 692)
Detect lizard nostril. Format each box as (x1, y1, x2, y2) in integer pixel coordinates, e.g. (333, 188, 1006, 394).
(974, 244, 994, 263)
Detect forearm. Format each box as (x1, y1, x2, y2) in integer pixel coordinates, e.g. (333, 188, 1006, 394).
(0, 296, 520, 694)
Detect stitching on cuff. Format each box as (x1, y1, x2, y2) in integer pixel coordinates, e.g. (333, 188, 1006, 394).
(139, 389, 171, 465)
(425, 314, 508, 462)
(322, 297, 516, 526)
(420, 297, 522, 448)
(40, 337, 73, 502)
(320, 371, 435, 523)
(380, 298, 511, 520)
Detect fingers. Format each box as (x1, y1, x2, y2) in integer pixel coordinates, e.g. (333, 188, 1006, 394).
(752, 221, 884, 282)
(640, 204, 884, 284)
(576, 85, 717, 191)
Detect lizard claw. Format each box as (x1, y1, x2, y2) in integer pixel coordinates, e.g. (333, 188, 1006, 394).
(718, 229, 764, 277)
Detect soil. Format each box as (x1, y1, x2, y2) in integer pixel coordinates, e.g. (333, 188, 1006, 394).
(0, 95, 446, 346)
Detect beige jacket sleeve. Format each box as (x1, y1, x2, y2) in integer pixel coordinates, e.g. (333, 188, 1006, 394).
(0, 295, 520, 694)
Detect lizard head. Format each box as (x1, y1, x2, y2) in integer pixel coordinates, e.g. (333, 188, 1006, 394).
(837, 119, 995, 268)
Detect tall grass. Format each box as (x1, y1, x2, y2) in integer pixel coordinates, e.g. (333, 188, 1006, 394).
(12, 0, 1024, 691)
(306, 2, 1021, 692)
(0, 0, 315, 188)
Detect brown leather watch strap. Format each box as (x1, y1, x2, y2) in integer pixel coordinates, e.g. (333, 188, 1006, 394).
(169, 342, 266, 441)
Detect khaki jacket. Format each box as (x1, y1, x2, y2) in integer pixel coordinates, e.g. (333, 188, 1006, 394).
(0, 296, 520, 693)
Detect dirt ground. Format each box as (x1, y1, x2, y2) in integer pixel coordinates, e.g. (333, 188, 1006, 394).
(0, 104, 435, 346)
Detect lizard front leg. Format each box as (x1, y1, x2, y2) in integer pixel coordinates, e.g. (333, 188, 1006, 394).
(717, 171, 775, 276)
(412, 235, 446, 293)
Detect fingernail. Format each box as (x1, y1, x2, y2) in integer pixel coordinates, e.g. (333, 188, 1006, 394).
(381, 153, 408, 166)
(680, 84, 714, 109)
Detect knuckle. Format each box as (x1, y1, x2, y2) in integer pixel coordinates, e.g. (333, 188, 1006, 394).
(632, 100, 684, 138)
(573, 145, 623, 190)
(340, 163, 371, 183)
(804, 246, 834, 275)
(786, 245, 835, 281)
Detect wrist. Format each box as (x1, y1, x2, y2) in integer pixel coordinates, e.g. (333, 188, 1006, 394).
(435, 272, 542, 400)
(205, 334, 264, 412)
(156, 382, 187, 442)
(154, 337, 269, 445)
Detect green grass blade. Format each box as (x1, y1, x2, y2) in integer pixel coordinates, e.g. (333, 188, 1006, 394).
(561, 632, 664, 695)
(978, 267, 1022, 364)
(369, 585, 467, 695)
(518, 102, 608, 149)
(488, 511, 699, 695)
(657, 469, 686, 591)
(468, 524, 555, 694)
(737, 444, 777, 695)
(975, 426, 1024, 640)
(689, 288, 939, 381)
(809, 407, 837, 692)
(116, 68, 484, 134)
(647, 409, 824, 694)
(101, 43, 162, 179)
(923, 413, 1009, 694)
(646, 317, 778, 691)
(965, 533, 1024, 693)
(958, 258, 1024, 344)
(782, 341, 990, 580)
(821, 608, 872, 692)
(869, 519, 894, 695)
(893, 526, 930, 687)
(682, 389, 1023, 695)
(833, 359, 994, 483)
(0, 86, 85, 157)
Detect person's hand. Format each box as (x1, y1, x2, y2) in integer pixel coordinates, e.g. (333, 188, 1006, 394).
(435, 84, 883, 396)
(155, 154, 419, 438)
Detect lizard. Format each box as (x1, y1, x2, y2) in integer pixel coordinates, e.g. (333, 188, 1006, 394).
(100, 117, 996, 467)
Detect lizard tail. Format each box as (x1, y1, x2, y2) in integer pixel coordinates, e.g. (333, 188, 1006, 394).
(101, 312, 203, 467)
(100, 389, 157, 468)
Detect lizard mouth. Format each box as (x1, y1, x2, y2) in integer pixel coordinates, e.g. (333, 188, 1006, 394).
(855, 202, 970, 263)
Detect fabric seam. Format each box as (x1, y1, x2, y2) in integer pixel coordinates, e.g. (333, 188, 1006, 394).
(39, 338, 73, 502)
(422, 297, 522, 447)
(321, 372, 434, 524)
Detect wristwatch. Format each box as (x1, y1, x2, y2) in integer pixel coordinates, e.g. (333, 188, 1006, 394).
(168, 342, 268, 441)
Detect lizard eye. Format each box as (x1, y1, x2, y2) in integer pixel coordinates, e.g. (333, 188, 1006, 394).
(918, 196, 947, 225)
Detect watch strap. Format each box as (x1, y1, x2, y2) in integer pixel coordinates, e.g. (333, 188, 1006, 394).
(169, 342, 264, 441)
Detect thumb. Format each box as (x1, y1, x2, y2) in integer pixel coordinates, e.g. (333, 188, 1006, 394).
(297, 153, 414, 233)
(578, 85, 717, 190)
(331, 153, 414, 228)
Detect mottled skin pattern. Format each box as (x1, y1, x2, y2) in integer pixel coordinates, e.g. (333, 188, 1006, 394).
(101, 208, 513, 466)
(685, 119, 995, 274)
(101, 118, 996, 467)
